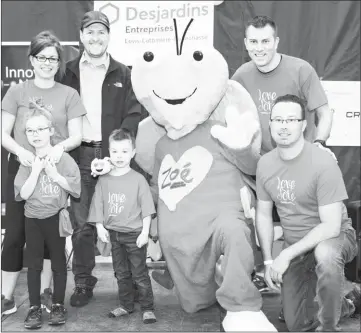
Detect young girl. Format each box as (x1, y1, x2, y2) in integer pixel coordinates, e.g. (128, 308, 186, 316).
(14, 104, 81, 329)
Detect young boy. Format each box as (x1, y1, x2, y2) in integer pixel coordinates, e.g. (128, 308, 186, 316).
(87, 128, 157, 324)
(14, 107, 80, 329)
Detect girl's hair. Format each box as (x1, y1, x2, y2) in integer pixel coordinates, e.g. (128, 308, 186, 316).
(28, 30, 65, 79)
(25, 97, 54, 128)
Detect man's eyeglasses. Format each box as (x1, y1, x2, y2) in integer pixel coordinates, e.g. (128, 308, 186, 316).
(25, 127, 50, 135)
(34, 55, 59, 64)
(270, 118, 303, 124)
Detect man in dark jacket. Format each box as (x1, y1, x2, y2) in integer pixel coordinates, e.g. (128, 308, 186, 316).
(60, 10, 143, 307)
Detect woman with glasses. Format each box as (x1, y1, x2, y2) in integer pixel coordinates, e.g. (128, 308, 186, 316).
(1, 30, 86, 317)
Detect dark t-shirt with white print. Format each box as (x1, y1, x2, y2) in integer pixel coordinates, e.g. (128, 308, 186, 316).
(87, 169, 155, 232)
(14, 152, 80, 219)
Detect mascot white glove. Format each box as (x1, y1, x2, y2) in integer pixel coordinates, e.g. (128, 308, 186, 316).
(211, 106, 259, 150)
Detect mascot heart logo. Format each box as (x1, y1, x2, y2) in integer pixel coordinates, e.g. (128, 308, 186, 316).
(158, 146, 213, 211)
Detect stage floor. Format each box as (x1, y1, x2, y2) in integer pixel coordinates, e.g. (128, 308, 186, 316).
(1, 263, 360, 332)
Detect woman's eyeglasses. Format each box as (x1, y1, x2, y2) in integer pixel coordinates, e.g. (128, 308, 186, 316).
(34, 55, 59, 64)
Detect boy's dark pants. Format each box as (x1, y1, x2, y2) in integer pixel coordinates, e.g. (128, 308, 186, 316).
(109, 230, 154, 313)
(25, 213, 67, 306)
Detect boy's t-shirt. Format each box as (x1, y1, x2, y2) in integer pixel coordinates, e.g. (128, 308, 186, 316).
(1, 80, 86, 153)
(14, 152, 81, 219)
(87, 169, 155, 232)
(231, 54, 328, 155)
(256, 142, 352, 247)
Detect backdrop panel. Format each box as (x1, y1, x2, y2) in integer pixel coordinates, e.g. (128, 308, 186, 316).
(1, 0, 360, 203)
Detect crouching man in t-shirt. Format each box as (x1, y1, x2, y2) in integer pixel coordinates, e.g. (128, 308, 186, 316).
(255, 94, 360, 332)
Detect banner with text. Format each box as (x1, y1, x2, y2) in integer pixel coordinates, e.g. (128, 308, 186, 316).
(94, 1, 215, 66)
(321, 81, 360, 147)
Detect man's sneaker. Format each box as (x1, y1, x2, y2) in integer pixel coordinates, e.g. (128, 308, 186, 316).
(278, 308, 285, 322)
(143, 310, 157, 324)
(346, 285, 361, 317)
(252, 274, 270, 293)
(1, 295, 17, 316)
(40, 288, 52, 313)
(70, 286, 93, 307)
(24, 306, 42, 329)
(48, 304, 66, 325)
(152, 270, 174, 290)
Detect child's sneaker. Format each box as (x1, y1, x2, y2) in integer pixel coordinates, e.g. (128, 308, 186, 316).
(108, 306, 130, 318)
(143, 310, 157, 324)
(24, 305, 42, 329)
(40, 288, 52, 313)
(48, 304, 66, 325)
(1, 295, 17, 316)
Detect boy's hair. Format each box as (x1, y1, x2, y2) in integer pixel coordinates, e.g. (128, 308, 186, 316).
(271, 94, 306, 120)
(25, 97, 54, 127)
(109, 128, 135, 148)
(245, 15, 278, 38)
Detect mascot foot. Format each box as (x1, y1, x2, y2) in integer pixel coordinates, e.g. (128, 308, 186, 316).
(222, 311, 277, 332)
(151, 269, 174, 290)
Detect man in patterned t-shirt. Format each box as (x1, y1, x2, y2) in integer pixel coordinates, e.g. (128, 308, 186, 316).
(256, 94, 359, 332)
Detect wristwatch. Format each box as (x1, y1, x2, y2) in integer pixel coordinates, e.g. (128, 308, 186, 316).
(313, 139, 327, 147)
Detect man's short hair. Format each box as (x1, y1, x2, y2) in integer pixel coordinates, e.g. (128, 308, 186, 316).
(109, 128, 135, 148)
(245, 15, 278, 37)
(271, 94, 306, 120)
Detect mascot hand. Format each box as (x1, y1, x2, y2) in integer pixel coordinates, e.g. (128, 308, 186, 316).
(90, 157, 113, 177)
(240, 186, 255, 220)
(211, 106, 259, 150)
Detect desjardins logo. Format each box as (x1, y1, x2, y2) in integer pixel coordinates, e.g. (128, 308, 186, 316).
(126, 3, 209, 24)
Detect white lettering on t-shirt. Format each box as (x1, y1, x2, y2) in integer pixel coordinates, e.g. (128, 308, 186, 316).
(258, 89, 277, 114)
(39, 174, 60, 197)
(108, 192, 126, 216)
(277, 177, 296, 205)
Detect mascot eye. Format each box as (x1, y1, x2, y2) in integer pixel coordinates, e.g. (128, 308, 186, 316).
(193, 51, 203, 61)
(143, 52, 154, 62)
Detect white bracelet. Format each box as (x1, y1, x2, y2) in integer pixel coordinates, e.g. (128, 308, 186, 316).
(264, 260, 273, 265)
